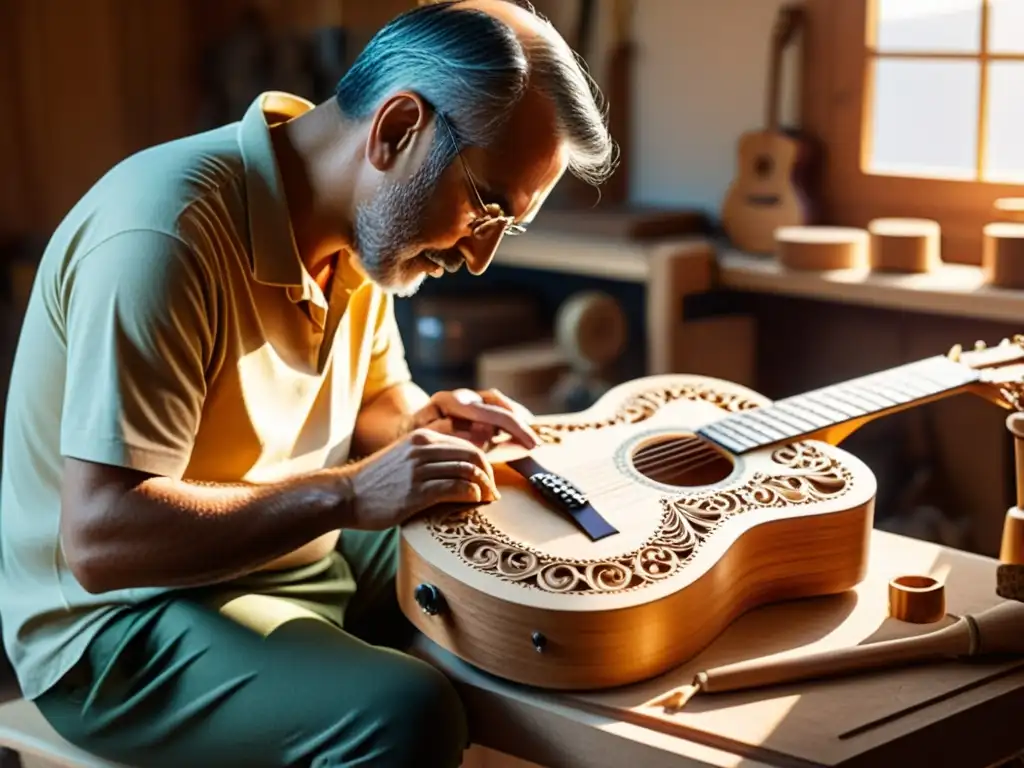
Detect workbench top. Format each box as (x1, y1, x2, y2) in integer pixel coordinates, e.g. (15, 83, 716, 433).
(415, 530, 1024, 768)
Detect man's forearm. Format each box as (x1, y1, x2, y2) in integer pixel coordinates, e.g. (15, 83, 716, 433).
(65, 468, 353, 594)
(351, 380, 431, 457)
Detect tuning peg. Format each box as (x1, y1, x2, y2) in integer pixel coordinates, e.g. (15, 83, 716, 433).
(947, 343, 963, 362)
(976, 340, 988, 350)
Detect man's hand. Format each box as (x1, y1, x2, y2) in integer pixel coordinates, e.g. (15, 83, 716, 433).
(410, 388, 540, 450)
(346, 428, 501, 530)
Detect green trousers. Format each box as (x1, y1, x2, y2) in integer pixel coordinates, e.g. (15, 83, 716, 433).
(34, 528, 469, 768)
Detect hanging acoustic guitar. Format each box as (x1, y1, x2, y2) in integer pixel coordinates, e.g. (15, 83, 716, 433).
(720, 3, 816, 254)
(398, 337, 1024, 690)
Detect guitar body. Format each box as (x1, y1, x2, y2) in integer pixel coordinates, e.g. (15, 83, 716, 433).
(721, 128, 817, 254)
(398, 374, 876, 691)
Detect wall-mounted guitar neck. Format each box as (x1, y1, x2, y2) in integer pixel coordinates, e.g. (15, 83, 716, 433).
(698, 340, 1024, 456)
(720, 3, 816, 254)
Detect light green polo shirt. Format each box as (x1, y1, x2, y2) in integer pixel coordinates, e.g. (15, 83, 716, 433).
(0, 91, 412, 699)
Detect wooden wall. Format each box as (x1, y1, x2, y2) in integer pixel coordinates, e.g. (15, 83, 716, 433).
(0, 1, 195, 240)
(0, 0, 413, 244)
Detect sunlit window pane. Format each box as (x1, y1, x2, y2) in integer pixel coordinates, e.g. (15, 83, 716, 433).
(985, 62, 1024, 183)
(989, 0, 1024, 54)
(876, 0, 982, 53)
(868, 59, 979, 179)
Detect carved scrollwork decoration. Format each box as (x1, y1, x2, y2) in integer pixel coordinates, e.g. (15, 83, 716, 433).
(530, 383, 762, 445)
(428, 433, 853, 595)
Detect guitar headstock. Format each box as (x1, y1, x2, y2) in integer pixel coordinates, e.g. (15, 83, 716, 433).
(949, 335, 1024, 410)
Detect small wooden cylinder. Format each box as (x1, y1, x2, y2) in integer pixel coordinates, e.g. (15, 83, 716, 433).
(775, 226, 869, 271)
(1000, 510, 1024, 566)
(982, 223, 1024, 288)
(868, 217, 941, 273)
(887, 575, 946, 624)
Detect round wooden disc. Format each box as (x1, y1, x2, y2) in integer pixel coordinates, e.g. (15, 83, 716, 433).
(982, 223, 1024, 289)
(867, 217, 941, 273)
(995, 198, 1024, 223)
(775, 226, 869, 271)
(555, 291, 627, 371)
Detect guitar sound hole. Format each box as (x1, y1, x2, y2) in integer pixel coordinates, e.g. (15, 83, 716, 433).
(630, 436, 734, 488)
(754, 155, 774, 177)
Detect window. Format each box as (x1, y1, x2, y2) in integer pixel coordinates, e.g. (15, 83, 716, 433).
(866, 0, 1024, 183)
(797, 0, 1023, 264)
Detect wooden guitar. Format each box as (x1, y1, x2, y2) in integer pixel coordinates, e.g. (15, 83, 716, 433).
(398, 337, 1024, 691)
(720, 3, 815, 254)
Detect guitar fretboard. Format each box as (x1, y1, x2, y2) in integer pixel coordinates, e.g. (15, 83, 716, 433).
(696, 355, 980, 455)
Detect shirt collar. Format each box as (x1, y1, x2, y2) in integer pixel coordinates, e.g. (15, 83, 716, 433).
(238, 91, 371, 315)
(238, 91, 318, 301)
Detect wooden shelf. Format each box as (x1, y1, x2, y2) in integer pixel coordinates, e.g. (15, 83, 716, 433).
(493, 231, 656, 283)
(718, 249, 1024, 325)
(491, 231, 1024, 326)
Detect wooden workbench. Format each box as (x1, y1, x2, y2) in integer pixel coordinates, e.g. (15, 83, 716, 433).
(415, 530, 1024, 768)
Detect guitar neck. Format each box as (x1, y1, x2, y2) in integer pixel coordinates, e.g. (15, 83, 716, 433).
(765, 45, 783, 131)
(696, 355, 981, 456)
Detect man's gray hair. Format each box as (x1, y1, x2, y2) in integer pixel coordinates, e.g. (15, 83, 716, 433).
(334, 0, 617, 186)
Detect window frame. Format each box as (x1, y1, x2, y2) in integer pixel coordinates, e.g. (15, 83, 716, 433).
(801, 0, 1022, 265)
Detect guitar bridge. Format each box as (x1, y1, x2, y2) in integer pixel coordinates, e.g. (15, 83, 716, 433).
(505, 456, 618, 541)
(528, 472, 588, 511)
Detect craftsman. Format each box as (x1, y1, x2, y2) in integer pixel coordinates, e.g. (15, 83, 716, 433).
(0, 1, 614, 766)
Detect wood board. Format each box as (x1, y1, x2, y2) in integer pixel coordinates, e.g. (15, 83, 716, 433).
(530, 207, 710, 241)
(561, 531, 1024, 767)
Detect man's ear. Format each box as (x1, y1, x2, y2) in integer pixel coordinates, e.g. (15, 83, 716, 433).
(366, 92, 431, 172)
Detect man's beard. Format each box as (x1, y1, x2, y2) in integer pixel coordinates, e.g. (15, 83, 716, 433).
(351, 139, 463, 298)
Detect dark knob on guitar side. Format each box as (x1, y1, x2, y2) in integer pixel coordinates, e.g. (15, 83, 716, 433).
(414, 583, 445, 616)
(531, 631, 547, 653)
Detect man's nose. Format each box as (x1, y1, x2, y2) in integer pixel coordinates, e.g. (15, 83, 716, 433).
(462, 221, 506, 276)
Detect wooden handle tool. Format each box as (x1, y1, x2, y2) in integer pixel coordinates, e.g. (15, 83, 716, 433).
(648, 600, 1024, 712)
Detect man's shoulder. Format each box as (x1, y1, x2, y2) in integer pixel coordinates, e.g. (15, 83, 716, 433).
(66, 123, 248, 257)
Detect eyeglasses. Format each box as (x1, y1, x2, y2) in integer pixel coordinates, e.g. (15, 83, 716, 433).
(436, 112, 527, 238)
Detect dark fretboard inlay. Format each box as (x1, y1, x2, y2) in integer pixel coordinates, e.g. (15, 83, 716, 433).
(696, 355, 980, 455)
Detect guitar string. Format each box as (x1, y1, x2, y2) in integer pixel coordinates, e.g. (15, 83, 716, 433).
(587, 451, 729, 501)
(549, 403, 842, 497)
(534, 405, 814, 489)
(557, 372, 950, 494)
(520, 366, 974, 505)
(537, 436, 724, 500)
(580, 439, 726, 497)
(530, 433, 714, 489)
(524, 369, 956, 499)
